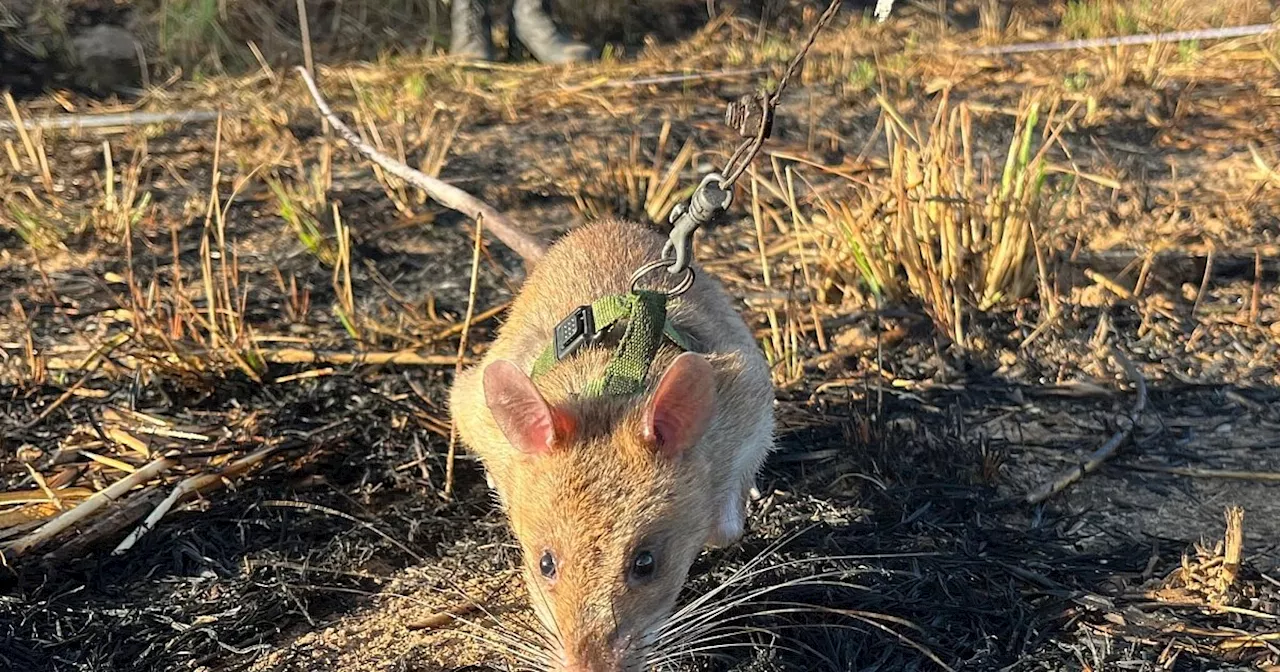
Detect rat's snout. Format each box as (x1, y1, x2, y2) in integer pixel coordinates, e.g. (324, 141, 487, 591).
(557, 648, 621, 672)
(553, 627, 632, 672)
(557, 651, 629, 672)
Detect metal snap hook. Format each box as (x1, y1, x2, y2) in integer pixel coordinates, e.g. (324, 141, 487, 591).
(662, 173, 732, 276)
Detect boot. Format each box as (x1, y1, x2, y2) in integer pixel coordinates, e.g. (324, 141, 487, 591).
(450, 0, 495, 61)
(511, 0, 593, 64)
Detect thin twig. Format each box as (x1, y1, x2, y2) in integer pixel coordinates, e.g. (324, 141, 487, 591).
(0, 110, 222, 133)
(1026, 345, 1147, 504)
(1133, 250, 1154, 297)
(406, 600, 485, 630)
(295, 67, 545, 263)
(444, 217, 485, 500)
(1249, 247, 1262, 325)
(263, 500, 425, 563)
(602, 68, 768, 88)
(295, 0, 315, 79)
(28, 346, 462, 371)
(19, 364, 99, 429)
(4, 91, 43, 189)
(112, 445, 279, 555)
(432, 302, 509, 341)
(1084, 269, 1133, 300)
(1118, 465, 1280, 483)
(22, 464, 62, 510)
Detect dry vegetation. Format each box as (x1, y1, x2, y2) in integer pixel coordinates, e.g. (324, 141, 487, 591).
(3, 0, 1280, 670)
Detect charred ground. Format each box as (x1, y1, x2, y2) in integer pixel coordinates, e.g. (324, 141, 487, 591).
(3, 1, 1280, 671)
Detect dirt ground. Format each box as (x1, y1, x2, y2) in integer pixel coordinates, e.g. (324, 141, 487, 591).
(3, 1, 1280, 671)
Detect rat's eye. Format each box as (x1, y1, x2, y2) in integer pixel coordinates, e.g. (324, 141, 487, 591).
(630, 550, 656, 581)
(539, 551, 557, 580)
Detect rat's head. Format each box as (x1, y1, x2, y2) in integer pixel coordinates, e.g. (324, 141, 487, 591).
(482, 353, 718, 672)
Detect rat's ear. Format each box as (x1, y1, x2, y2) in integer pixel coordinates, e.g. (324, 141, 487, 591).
(483, 360, 572, 455)
(642, 353, 717, 460)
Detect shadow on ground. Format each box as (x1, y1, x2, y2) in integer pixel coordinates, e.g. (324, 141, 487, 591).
(4, 365, 1277, 671)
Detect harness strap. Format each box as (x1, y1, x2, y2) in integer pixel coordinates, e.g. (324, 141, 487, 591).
(529, 291, 694, 397)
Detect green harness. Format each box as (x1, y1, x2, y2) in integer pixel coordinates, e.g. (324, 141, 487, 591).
(530, 290, 695, 397)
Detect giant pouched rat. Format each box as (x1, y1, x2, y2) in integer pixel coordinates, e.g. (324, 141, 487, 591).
(300, 69, 775, 672)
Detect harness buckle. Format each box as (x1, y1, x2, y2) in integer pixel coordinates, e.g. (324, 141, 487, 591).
(553, 304, 598, 362)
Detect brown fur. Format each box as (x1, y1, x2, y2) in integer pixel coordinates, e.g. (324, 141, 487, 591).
(451, 219, 775, 671)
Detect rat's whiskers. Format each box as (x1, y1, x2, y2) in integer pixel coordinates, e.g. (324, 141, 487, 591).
(660, 603, 953, 672)
(656, 568, 875, 646)
(443, 612, 551, 666)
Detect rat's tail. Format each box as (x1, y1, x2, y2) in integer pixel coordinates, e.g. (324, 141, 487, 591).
(297, 66, 547, 264)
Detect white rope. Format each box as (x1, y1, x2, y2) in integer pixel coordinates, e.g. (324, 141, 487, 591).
(962, 23, 1277, 56)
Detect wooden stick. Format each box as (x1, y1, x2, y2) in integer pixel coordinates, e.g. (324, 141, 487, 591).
(0, 488, 94, 505)
(42, 486, 165, 565)
(19, 365, 97, 429)
(273, 367, 336, 383)
(295, 66, 545, 264)
(112, 445, 278, 555)
(1026, 345, 1147, 504)
(104, 427, 152, 457)
(79, 450, 138, 473)
(4, 456, 176, 558)
(22, 464, 63, 510)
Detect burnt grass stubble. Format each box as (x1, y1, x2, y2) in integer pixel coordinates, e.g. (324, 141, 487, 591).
(3, 197, 1277, 671)
(3, 98, 1280, 668)
(3, 105, 1280, 670)
(4, 8, 1280, 671)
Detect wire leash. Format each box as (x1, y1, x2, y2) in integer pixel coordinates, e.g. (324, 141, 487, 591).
(653, 0, 846, 287)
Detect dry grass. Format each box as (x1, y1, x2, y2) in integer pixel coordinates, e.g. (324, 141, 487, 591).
(117, 0, 714, 79)
(810, 93, 1066, 346)
(265, 168, 337, 265)
(3, 2, 1280, 669)
(1, 137, 152, 251)
(566, 120, 699, 224)
(1059, 0, 1232, 40)
(135, 0, 448, 75)
(94, 140, 155, 242)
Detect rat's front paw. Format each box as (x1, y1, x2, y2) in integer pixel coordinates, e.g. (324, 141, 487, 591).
(706, 493, 746, 548)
